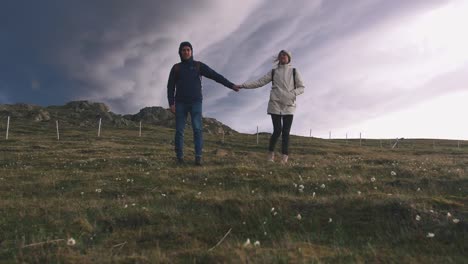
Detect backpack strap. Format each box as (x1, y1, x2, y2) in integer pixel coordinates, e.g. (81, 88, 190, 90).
(271, 69, 275, 86)
(195, 61, 201, 74)
(293, 68, 296, 89)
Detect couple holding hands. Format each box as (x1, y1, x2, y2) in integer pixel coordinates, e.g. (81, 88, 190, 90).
(167, 41, 305, 166)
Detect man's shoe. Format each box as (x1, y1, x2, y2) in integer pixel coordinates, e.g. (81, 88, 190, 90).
(195, 156, 203, 166)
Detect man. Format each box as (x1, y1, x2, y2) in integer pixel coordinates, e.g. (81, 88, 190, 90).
(167, 41, 238, 166)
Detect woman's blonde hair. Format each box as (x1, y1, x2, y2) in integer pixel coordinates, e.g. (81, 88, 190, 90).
(274, 50, 292, 64)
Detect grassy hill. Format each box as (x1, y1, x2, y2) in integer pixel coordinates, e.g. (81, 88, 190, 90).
(0, 119, 467, 263)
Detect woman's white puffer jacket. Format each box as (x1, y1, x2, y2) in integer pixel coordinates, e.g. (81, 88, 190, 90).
(242, 64, 305, 115)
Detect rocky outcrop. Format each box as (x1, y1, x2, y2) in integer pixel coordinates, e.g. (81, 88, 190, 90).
(0, 100, 237, 134)
(128, 106, 175, 127)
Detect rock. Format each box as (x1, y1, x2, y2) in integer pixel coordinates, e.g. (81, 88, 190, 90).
(33, 109, 50, 122)
(214, 149, 229, 157)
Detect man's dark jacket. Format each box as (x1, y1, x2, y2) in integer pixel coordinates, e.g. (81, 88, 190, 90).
(167, 57, 234, 106)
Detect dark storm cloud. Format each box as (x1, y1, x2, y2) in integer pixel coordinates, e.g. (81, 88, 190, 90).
(0, 0, 210, 108)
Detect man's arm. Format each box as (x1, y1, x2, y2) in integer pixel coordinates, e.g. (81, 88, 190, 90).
(199, 62, 237, 91)
(167, 65, 177, 113)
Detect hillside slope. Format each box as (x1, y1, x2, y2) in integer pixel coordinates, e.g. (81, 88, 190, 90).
(0, 118, 467, 263)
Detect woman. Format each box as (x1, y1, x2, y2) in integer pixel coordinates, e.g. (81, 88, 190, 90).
(237, 50, 305, 164)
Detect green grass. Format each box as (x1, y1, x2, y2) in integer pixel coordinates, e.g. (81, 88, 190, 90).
(0, 121, 467, 263)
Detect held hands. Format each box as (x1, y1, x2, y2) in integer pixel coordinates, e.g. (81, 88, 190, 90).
(170, 104, 176, 114)
(232, 84, 243, 92)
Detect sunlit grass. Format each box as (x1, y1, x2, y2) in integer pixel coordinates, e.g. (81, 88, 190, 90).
(0, 121, 467, 263)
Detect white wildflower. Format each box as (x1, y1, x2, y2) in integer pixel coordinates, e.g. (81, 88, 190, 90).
(124, 204, 128, 208)
(95, 188, 102, 193)
(328, 218, 333, 223)
(132, 203, 136, 207)
(371, 177, 376, 182)
(67, 238, 76, 246)
(312, 192, 316, 198)
(416, 215, 421, 221)
(293, 183, 298, 188)
(273, 212, 278, 216)
(357, 191, 361, 195)
(254, 240, 260, 247)
(426, 232, 435, 238)
(161, 193, 167, 197)
(271, 207, 275, 212)
(453, 218, 460, 224)
(297, 214, 302, 220)
(391, 171, 397, 176)
(320, 184, 326, 189)
(243, 238, 251, 247)
(417, 188, 421, 192)
(80, 192, 84, 195)
(447, 212, 452, 218)
(374, 187, 378, 190)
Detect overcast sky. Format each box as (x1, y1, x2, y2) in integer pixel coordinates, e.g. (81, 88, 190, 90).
(1, 0, 467, 139)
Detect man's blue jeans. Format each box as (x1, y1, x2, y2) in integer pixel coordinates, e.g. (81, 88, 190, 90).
(175, 101, 203, 159)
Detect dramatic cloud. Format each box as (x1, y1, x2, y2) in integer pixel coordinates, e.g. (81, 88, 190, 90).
(1, 0, 467, 139)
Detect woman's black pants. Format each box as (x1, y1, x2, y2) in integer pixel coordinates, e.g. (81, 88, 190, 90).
(269, 114, 293, 155)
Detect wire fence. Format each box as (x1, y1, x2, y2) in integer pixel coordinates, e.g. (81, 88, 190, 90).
(2, 116, 466, 151)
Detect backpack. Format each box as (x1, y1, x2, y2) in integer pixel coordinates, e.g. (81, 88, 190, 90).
(272, 68, 296, 88)
(173, 61, 201, 81)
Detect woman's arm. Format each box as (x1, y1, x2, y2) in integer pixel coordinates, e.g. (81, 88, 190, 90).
(241, 71, 272, 89)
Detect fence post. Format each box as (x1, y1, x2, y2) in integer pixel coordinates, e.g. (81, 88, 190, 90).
(256, 126, 259, 145)
(329, 131, 331, 140)
(56, 120, 60, 140)
(6, 116, 10, 140)
(222, 130, 225, 144)
(359, 132, 362, 146)
(309, 129, 311, 137)
(346, 133, 348, 144)
(139, 121, 142, 137)
(98, 118, 102, 137)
